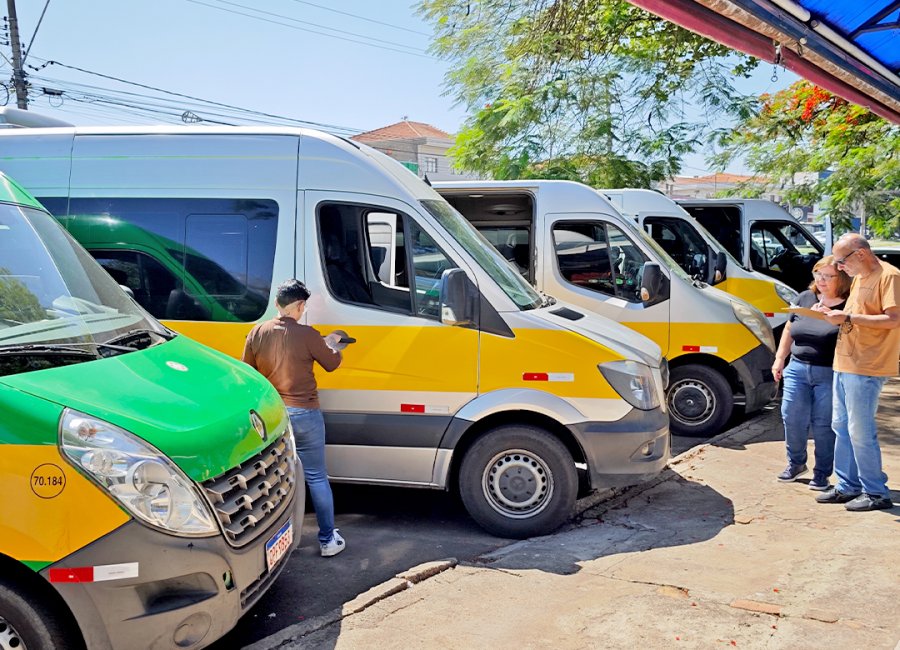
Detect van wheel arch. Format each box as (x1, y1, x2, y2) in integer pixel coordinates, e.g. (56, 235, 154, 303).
(666, 359, 735, 438)
(0, 554, 85, 650)
(454, 420, 580, 539)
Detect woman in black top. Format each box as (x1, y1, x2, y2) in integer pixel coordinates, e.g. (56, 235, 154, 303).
(771, 255, 851, 490)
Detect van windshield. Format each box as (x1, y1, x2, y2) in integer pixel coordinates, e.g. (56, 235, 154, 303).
(0, 202, 173, 376)
(421, 199, 542, 310)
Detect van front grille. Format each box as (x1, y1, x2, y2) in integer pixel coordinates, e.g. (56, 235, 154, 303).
(202, 431, 296, 547)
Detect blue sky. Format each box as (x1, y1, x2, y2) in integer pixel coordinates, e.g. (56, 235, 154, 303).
(6, 0, 794, 174)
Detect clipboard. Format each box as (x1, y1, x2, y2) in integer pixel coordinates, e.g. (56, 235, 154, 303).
(782, 306, 830, 321)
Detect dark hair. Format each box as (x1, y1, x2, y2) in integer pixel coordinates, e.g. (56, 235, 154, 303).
(275, 279, 311, 307)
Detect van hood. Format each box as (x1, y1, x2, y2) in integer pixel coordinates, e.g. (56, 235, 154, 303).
(526, 301, 663, 368)
(0, 336, 286, 482)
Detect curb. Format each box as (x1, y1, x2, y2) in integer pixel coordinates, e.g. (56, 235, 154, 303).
(243, 559, 458, 650)
(243, 406, 781, 649)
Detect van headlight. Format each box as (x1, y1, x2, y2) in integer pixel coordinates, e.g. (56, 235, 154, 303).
(731, 301, 776, 352)
(59, 409, 218, 536)
(774, 282, 798, 305)
(598, 360, 660, 410)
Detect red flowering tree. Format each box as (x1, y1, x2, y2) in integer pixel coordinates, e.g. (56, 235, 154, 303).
(714, 81, 900, 237)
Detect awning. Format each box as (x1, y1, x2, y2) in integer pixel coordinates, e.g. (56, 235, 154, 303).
(628, 0, 900, 123)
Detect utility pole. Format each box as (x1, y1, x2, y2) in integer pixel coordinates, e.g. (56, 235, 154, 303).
(6, 0, 28, 109)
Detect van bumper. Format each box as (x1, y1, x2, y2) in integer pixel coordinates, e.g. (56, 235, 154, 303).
(569, 406, 670, 489)
(41, 466, 304, 650)
(732, 343, 778, 413)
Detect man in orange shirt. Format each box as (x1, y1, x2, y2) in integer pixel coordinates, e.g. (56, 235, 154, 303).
(817, 234, 900, 511)
(243, 279, 347, 555)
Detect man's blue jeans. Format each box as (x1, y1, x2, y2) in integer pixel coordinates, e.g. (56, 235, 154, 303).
(832, 371, 889, 497)
(781, 360, 835, 474)
(287, 407, 335, 544)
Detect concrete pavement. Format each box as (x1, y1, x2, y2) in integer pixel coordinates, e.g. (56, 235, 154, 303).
(248, 381, 900, 650)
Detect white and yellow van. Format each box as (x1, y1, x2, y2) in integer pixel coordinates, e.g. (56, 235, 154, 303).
(675, 198, 824, 293)
(434, 180, 778, 438)
(600, 189, 799, 334)
(0, 119, 668, 538)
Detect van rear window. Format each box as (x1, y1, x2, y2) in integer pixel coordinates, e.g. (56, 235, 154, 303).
(39, 197, 278, 323)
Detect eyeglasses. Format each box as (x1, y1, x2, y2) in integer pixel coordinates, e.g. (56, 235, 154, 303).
(835, 249, 860, 266)
(813, 271, 838, 280)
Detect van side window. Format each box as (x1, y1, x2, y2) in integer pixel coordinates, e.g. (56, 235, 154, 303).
(687, 206, 743, 261)
(644, 217, 709, 279)
(318, 203, 455, 321)
(474, 226, 531, 280)
(55, 198, 277, 322)
(553, 221, 648, 303)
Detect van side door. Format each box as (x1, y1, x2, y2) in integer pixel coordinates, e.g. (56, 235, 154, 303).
(303, 192, 480, 486)
(541, 214, 671, 356)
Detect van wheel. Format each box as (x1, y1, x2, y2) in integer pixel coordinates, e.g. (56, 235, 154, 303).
(666, 364, 733, 438)
(0, 576, 81, 650)
(459, 425, 577, 539)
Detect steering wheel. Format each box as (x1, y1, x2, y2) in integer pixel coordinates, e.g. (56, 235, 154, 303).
(769, 249, 797, 270)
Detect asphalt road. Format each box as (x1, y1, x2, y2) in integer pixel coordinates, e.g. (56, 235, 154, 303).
(209, 419, 740, 648)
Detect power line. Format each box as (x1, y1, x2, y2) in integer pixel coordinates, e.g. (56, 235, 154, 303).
(26, 57, 366, 133)
(206, 0, 429, 52)
(183, 0, 435, 60)
(285, 0, 431, 37)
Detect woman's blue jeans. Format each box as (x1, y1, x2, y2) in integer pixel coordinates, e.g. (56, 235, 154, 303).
(781, 360, 835, 474)
(832, 371, 889, 497)
(287, 407, 335, 544)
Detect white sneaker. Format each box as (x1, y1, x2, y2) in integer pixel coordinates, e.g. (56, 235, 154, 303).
(320, 529, 345, 557)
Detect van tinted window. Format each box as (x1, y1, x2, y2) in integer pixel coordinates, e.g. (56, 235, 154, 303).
(685, 206, 743, 262)
(553, 222, 649, 303)
(319, 203, 455, 321)
(39, 197, 277, 322)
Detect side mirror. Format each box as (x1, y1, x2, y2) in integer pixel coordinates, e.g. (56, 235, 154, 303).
(713, 251, 727, 284)
(640, 262, 670, 307)
(439, 268, 476, 326)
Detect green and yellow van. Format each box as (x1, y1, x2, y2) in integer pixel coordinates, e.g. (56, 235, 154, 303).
(0, 173, 303, 650)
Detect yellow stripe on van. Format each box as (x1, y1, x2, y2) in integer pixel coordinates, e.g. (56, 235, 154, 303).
(313, 324, 479, 392)
(0, 445, 129, 565)
(481, 329, 622, 398)
(718, 277, 789, 316)
(667, 322, 762, 362)
(162, 320, 254, 359)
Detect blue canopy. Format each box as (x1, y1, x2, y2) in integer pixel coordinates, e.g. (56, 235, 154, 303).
(797, 0, 899, 73)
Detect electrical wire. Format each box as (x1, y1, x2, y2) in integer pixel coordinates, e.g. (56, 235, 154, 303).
(284, 0, 432, 37)
(183, 0, 435, 60)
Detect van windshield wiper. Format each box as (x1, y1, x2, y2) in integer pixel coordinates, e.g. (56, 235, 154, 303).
(105, 328, 176, 348)
(0, 343, 100, 358)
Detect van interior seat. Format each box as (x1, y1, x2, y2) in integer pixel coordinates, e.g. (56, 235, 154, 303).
(323, 232, 372, 304)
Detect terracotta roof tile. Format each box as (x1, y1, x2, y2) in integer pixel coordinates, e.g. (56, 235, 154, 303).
(352, 120, 453, 143)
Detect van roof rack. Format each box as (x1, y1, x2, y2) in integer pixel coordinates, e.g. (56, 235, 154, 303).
(0, 107, 73, 128)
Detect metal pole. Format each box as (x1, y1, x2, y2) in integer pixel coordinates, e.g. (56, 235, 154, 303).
(6, 0, 28, 109)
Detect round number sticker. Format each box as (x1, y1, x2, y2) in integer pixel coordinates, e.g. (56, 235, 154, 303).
(30, 463, 66, 499)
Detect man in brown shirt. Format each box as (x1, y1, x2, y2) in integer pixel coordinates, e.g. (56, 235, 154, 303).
(816, 234, 900, 511)
(243, 279, 347, 556)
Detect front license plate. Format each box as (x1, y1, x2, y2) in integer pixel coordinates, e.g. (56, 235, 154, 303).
(265, 519, 293, 571)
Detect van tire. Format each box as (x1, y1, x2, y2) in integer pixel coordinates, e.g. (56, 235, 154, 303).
(0, 575, 82, 650)
(666, 364, 734, 438)
(458, 425, 577, 539)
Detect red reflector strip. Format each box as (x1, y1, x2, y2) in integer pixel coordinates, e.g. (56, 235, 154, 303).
(400, 404, 425, 413)
(49, 567, 94, 583)
(764, 312, 775, 317)
(523, 372, 549, 381)
(682, 345, 700, 352)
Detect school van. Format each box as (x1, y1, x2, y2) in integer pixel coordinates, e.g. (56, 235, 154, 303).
(600, 189, 799, 333)
(0, 172, 303, 650)
(0, 122, 669, 539)
(433, 180, 778, 438)
(675, 198, 824, 292)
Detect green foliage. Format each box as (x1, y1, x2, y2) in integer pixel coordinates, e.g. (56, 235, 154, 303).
(0, 268, 46, 324)
(714, 81, 900, 237)
(419, 0, 757, 186)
